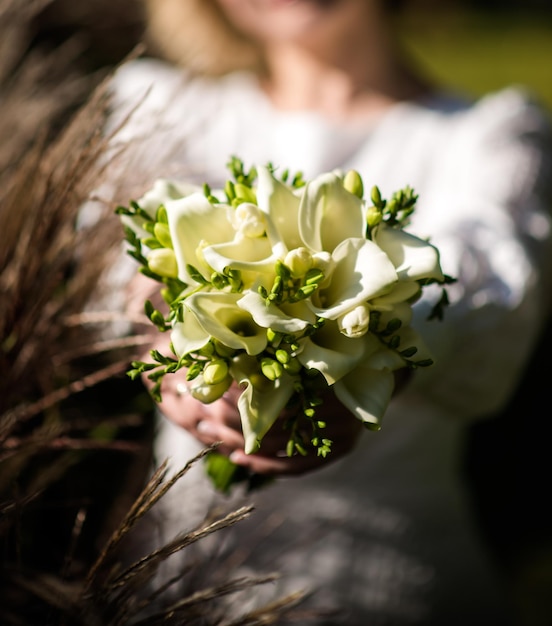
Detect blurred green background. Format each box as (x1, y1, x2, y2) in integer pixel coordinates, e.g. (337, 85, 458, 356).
(396, 3, 552, 111)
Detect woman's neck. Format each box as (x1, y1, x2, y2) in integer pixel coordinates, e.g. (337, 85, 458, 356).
(259, 7, 431, 121)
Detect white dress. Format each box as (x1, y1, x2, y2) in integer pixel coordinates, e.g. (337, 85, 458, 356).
(103, 58, 552, 625)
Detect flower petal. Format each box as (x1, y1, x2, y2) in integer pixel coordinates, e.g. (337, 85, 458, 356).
(186, 291, 267, 355)
(309, 238, 398, 320)
(299, 172, 365, 253)
(230, 354, 296, 454)
(238, 291, 311, 333)
(256, 165, 303, 250)
(166, 192, 235, 283)
(123, 178, 202, 239)
(334, 366, 395, 428)
(170, 308, 211, 357)
(202, 236, 279, 286)
(374, 223, 445, 282)
(298, 320, 379, 384)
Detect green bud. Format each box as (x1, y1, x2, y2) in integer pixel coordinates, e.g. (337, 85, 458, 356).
(275, 349, 290, 364)
(386, 318, 402, 333)
(286, 439, 295, 457)
(187, 362, 203, 380)
(267, 328, 282, 346)
(203, 359, 229, 385)
(271, 275, 284, 295)
(150, 310, 166, 328)
(261, 357, 283, 381)
(343, 170, 364, 198)
(389, 335, 401, 349)
(275, 260, 291, 280)
(295, 283, 319, 300)
(225, 180, 236, 201)
(366, 205, 383, 229)
(415, 358, 434, 368)
(147, 248, 178, 278)
(233, 183, 257, 204)
(198, 342, 215, 358)
(153, 222, 173, 248)
(371, 185, 383, 208)
(283, 358, 302, 375)
(211, 272, 228, 290)
(155, 205, 168, 223)
(304, 268, 325, 285)
(400, 346, 418, 358)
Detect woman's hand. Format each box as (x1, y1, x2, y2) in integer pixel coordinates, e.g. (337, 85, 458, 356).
(144, 371, 365, 477)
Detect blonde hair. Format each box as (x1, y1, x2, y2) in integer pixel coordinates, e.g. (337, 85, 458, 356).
(143, 0, 263, 76)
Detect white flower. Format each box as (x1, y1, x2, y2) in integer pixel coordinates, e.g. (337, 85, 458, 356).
(228, 202, 267, 238)
(338, 304, 370, 338)
(238, 291, 314, 333)
(373, 222, 444, 283)
(122, 178, 202, 239)
(307, 237, 398, 320)
(284, 247, 313, 278)
(165, 192, 236, 284)
(189, 373, 232, 404)
(230, 354, 296, 453)
(299, 171, 365, 253)
(146, 248, 178, 278)
(120, 159, 450, 469)
(185, 291, 267, 356)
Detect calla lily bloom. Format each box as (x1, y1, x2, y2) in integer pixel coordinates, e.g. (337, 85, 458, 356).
(373, 223, 445, 282)
(334, 365, 395, 428)
(308, 237, 398, 320)
(186, 291, 267, 355)
(298, 320, 380, 385)
(256, 165, 303, 251)
(238, 291, 313, 333)
(299, 171, 365, 253)
(165, 192, 235, 284)
(170, 306, 210, 357)
(230, 354, 296, 453)
(123, 178, 202, 238)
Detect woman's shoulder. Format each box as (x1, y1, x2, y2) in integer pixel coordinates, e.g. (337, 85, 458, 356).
(110, 57, 258, 105)
(452, 86, 552, 143)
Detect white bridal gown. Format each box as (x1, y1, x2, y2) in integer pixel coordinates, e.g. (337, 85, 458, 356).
(102, 58, 552, 625)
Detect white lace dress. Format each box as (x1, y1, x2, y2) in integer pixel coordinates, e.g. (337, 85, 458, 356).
(103, 58, 552, 626)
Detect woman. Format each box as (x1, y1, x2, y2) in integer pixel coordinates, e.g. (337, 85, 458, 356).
(104, 0, 552, 624)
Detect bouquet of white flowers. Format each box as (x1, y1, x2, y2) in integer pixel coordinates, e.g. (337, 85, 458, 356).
(117, 157, 452, 492)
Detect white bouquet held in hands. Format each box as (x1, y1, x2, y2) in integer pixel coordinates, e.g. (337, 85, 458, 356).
(117, 157, 453, 492)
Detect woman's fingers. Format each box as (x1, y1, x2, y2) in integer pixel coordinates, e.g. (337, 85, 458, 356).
(144, 365, 366, 477)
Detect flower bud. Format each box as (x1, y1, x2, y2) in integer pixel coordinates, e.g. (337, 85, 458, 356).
(283, 357, 302, 375)
(189, 375, 232, 403)
(338, 304, 370, 338)
(275, 349, 290, 364)
(153, 222, 173, 248)
(231, 202, 266, 237)
(284, 247, 313, 278)
(366, 205, 383, 229)
(203, 359, 229, 385)
(343, 170, 364, 198)
(261, 357, 283, 381)
(233, 183, 257, 205)
(147, 248, 178, 278)
(266, 328, 282, 346)
(371, 185, 383, 208)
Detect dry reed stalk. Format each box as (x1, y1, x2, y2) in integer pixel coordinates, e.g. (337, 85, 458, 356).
(0, 4, 315, 624)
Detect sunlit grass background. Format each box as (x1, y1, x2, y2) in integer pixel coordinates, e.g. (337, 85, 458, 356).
(397, 8, 552, 111)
